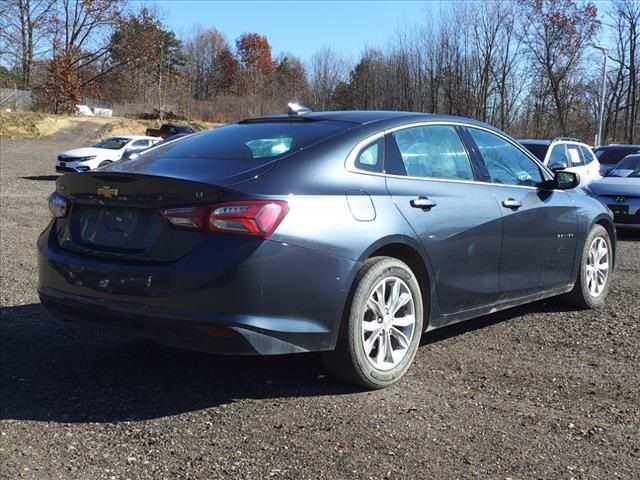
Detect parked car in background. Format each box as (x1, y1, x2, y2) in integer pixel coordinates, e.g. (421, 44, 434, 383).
(592, 144, 640, 176)
(120, 133, 193, 162)
(145, 123, 195, 139)
(56, 136, 161, 173)
(519, 137, 601, 185)
(39, 110, 616, 389)
(586, 154, 640, 230)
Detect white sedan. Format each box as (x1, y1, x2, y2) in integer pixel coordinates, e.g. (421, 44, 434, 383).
(56, 136, 161, 173)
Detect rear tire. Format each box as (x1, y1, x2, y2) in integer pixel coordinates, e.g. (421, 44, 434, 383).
(322, 257, 424, 389)
(563, 224, 612, 309)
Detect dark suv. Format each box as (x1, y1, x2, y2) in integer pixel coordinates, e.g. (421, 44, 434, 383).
(593, 144, 640, 175)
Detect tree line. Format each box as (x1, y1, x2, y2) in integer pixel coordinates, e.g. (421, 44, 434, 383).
(0, 0, 638, 144)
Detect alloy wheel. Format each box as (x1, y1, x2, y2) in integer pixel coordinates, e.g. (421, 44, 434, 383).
(361, 276, 416, 371)
(586, 236, 609, 297)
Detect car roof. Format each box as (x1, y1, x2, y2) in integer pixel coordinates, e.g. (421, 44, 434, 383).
(519, 139, 551, 145)
(243, 110, 497, 130)
(595, 144, 640, 150)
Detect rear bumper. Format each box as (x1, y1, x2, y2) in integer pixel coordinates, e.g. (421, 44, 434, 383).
(37, 224, 359, 355)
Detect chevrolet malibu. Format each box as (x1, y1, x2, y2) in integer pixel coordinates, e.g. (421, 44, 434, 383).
(38, 111, 616, 388)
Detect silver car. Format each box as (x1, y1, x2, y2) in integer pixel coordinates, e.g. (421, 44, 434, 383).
(587, 154, 640, 230)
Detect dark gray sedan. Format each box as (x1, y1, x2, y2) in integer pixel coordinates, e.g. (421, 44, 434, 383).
(587, 154, 640, 230)
(38, 110, 616, 388)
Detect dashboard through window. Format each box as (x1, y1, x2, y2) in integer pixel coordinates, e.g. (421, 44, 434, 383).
(389, 125, 473, 180)
(468, 128, 544, 187)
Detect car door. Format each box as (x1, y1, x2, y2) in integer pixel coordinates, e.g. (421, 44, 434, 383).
(466, 127, 578, 297)
(384, 123, 503, 315)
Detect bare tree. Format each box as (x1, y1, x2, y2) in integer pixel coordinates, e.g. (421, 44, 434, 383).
(183, 26, 229, 101)
(518, 0, 600, 135)
(309, 47, 348, 110)
(0, 0, 56, 87)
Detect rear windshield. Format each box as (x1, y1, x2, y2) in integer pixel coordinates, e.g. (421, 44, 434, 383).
(520, 142, 548, 162)
(150, 120, 353, 161)
(594, 146, 640, 164)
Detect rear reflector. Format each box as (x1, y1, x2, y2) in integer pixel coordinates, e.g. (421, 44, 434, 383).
(161, 200, 289, 238)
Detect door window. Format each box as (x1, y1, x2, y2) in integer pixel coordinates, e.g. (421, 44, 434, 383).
(131, 139, 150, 149)
(579, 145, 596, 165)
(390, 125, 473, 180)
(566, 145, 584, 166)
(549, 144, 568, 165)
(468, 128, 544, 187)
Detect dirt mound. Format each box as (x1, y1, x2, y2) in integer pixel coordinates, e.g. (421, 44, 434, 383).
(1, 112, 221, 139)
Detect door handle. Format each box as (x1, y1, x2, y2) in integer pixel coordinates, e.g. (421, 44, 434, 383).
(410, 196, 438, 210)
(502, 198, 522, 210)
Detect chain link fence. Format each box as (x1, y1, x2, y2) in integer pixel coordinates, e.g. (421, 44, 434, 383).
(0, 88, 34, 111)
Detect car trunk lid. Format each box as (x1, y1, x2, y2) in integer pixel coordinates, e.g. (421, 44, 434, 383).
(54, 172, 225, 262)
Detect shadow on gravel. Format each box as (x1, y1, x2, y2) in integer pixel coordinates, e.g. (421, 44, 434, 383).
(21, 175, 60, 182)
(0, 299, 574, 424)
(617, 231, 640, 242)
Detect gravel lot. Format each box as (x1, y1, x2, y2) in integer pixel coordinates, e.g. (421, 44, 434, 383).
(1, 124, 639, 479)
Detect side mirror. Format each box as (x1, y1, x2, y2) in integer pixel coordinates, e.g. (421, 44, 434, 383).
(555, 170, 580, 190)
(549, 160, 568, 172)
(128, 153, 140, 161)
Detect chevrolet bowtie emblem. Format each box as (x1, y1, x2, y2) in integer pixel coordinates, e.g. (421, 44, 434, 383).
(97, 186, 119, 198)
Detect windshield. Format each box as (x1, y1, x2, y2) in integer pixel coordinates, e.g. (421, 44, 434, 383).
(93, 137, 131, 150)
(607, 156, 640, 178)
(520, 143, 548, 162)
(146, 120, 353, 161)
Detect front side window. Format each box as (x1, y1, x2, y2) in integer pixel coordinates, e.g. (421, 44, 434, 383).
(131, 140, 150, 148)
(390, 125, 473, 180)
(469, 128, 544, 187)
(549, 144, 568, 165)
(94, 137, 131, 150)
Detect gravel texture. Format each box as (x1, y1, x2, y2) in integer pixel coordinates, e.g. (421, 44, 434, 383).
(1, 125, 639, 479)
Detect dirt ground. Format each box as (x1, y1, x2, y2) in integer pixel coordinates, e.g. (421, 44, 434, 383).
(0, 122, 639, 479)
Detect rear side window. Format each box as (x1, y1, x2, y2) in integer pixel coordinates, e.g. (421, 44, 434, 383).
(390, 125, 473, 180)
(566, 145, 584, 166)
(355, 138, 384, 172)
(579, 145, 596, 165)
(150, 120, 352, 161)
(469, 128, 544, 187)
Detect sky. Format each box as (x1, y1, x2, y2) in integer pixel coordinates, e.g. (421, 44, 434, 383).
(149, 0, 443, 60)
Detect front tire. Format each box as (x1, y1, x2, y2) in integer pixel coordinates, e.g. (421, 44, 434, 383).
(564, 224, 613, 309)
(98, 160, 113, 168)
(323, 257, 424, 389)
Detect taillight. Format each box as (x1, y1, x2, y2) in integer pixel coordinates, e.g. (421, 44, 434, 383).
(161, 200, 289, 238)
(48, 193, 69, 218)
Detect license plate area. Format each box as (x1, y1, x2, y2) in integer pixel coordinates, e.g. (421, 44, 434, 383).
(71, 205, 161, 252)
(608, 204, 629, 216)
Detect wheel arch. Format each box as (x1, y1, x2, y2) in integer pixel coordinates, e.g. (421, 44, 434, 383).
(360, 237, 433, 330)
(593, 215, 617, 270)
